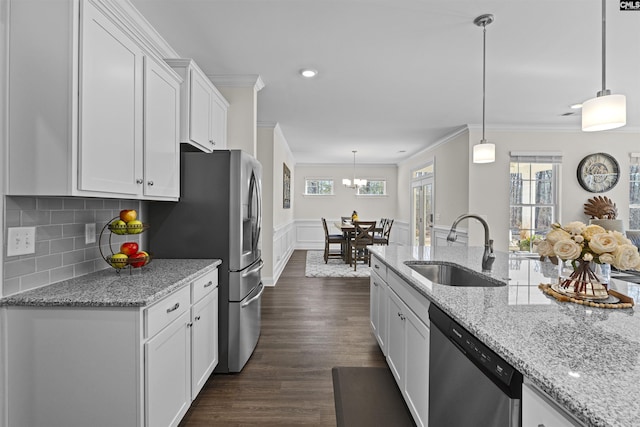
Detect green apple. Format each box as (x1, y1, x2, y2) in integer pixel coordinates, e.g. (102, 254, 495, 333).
(110, 253, 128, 269)
(110, 219, 127, 235)
(127, 219, 144, 234)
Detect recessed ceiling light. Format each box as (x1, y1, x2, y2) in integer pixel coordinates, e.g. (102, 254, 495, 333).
(300, 68, 318, 78)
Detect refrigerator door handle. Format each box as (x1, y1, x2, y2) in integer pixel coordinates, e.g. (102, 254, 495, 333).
(241, 282, 264, 308)
(242, 259, 264, 278)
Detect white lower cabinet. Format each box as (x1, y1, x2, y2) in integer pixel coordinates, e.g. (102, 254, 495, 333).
(369, 258, 388, 354)
(372, 257, 430, 427)
(4, 267, 218, 427)
(146, 310, 192, 427)
(522, 382, 585, 427)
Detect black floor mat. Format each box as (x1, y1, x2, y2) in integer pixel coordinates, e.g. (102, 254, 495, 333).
(332, 366, 416, 427)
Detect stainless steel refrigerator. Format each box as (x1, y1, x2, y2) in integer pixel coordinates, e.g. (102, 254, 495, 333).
(148, 149, 263, 373)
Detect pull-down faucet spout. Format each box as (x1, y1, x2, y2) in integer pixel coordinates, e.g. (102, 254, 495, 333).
(447, 213, 495, 272)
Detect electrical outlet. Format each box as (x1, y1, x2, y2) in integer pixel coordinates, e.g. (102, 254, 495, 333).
(7, 227, 36, 256)
(85, 223, 96, 244)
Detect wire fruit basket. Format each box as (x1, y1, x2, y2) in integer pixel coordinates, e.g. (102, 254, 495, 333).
(99, 216, 152, 273)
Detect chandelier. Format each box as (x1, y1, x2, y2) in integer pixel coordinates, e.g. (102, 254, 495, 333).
(343, 150, 367, 189)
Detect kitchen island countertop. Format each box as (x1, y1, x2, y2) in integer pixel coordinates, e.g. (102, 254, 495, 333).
(368, 244, 640, 427)
(0, 258, 221, 307)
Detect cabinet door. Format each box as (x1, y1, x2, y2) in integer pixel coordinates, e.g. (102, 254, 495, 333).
(522, 383, 583, 427)
(191, 288, 219, 399)
(210, 93, 227, 149)
(188, 68, 214, 152)
(386, 289, 406, 386)
(144, 55, 180, 199)
(403, 306, 429, 427)
(370, 271, 388, 354)
(79, 1, 143, 195)
(145, 311, 191, 427)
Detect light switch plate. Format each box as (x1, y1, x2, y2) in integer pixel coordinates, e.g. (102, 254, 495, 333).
(7, 227, 36, 256)
(85, 223, 96, 244)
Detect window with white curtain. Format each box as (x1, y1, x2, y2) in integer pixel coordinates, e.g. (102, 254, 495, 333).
(509, 152, 562, 252)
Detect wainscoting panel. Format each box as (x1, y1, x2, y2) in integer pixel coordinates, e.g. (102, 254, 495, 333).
(270, 221, 296, 286)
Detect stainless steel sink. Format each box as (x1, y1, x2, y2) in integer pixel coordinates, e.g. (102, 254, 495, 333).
(404, 262, 506, 287)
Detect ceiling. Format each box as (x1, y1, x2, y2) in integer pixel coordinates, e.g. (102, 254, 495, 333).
(131, 0, 640, 164)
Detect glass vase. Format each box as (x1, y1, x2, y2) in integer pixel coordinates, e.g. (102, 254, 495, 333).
(558, 260, 610, 299)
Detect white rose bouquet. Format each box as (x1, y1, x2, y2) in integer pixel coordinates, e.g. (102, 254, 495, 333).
(535, 221, 640, 295)
(535, 222, 640, 271)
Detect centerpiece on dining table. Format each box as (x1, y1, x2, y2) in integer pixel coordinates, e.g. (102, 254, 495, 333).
(535, 217, 640, 300)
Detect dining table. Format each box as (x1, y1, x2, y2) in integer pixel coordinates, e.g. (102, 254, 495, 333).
(333, 221, 382, 264)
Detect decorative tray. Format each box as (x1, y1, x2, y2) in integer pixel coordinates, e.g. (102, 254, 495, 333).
(539, 283, 634, 309)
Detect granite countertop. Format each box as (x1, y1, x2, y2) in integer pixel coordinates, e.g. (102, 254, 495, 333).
(0, 259, 221, 307)
(368, 244, 640, 427)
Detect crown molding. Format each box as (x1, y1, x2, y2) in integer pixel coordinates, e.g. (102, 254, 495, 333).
(209, 74, 265, 91)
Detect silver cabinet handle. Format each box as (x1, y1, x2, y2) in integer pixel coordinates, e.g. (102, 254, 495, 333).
(136, 179, 143, 184)
(374, 264, 380, 269)
(204, 280, 214, 288)
(147, 181, 154, 186)
(166, 302, 180, 313)
(209, 140, 215, 146)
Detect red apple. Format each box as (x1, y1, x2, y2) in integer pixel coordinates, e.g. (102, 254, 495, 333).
(120, 242, 139, 256)
(119, 209, 137, 222)
(129, 251, 147, 268)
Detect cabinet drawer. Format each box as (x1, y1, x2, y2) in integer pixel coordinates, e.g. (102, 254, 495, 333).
(145, 286, 190, 338)
(371, 256, 387, 282)
(192, 269, 218, 303)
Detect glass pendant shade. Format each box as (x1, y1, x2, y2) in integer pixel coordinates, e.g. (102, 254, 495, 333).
(342, 178, 351, 186)
(473, 142, 495, 164)
(581, 94, 626, 132)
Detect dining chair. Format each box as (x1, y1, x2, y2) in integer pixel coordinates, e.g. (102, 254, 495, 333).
(374, 219, 394, 245)
(322, 218, 346, 263)
(341, 216, 352, 224)
(350, 221, 376, 270)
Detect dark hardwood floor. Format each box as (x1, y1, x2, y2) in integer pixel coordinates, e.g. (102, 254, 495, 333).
(179, 250, 386, 426)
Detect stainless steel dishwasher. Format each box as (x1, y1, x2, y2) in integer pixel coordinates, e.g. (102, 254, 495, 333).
(429, 304, 522, 427)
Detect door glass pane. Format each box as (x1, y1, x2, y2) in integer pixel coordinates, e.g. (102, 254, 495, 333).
(413, 186, 421, 246)
(423, 183, 433, 247)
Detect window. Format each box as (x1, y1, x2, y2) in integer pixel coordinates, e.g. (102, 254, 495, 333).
(304, 178, 334, 195)
(630, 154, 640, 229)
(357, 180, 387, 196)
(509, 153, 561, 252)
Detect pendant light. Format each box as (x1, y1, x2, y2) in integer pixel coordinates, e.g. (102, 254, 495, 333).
(342, 150, 367, 189)
(582, 0, 626, 132)
(472, 14, 495, 164)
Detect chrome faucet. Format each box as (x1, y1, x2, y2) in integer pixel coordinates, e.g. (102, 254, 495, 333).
(447, 214, 495, 272)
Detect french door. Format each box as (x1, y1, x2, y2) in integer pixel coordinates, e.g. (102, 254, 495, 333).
(411, 163, 434, 247)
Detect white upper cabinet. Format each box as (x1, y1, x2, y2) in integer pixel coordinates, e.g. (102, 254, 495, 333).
(166, 59, 229, 152)
(7, 0, 181, 200)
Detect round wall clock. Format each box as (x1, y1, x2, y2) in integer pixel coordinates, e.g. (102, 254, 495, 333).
(576, 152, 620, 193)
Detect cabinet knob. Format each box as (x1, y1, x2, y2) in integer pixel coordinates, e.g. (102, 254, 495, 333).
(209, 140, 216, 146)
(187, 322, 193, 328)
(195, 315, 201, 321)
(147, 181, 154, 186)
(136, 178, 143, 184)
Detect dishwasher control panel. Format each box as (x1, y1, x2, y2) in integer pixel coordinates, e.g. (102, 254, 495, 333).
(449, 323, 514, 386)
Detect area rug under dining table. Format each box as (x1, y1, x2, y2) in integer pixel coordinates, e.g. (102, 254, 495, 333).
(305, 251, 371, 278)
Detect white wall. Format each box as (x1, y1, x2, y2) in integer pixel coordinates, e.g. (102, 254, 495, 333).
(468, 128, 640, 251)
(214, 82, 259, 157)
(397, 128, 470, 229)
(294, 163, 398, 222)
(257, 123, 296, 285)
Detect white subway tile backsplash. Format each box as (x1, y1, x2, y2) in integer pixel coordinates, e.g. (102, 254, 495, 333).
(3, 196, 143, 295)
